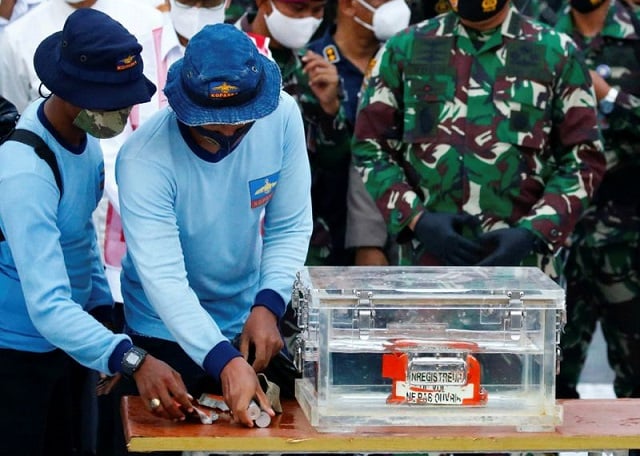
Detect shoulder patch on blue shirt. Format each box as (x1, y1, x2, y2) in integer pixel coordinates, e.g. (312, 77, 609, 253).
(249, 172, 279, 208)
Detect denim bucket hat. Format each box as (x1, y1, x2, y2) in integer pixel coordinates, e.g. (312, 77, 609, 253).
(33, 8, 156, 111)
(164, 23, 282, 125)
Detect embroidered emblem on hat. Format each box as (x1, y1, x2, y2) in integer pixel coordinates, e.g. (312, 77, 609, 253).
(249, 172, 279, 208)
(209, 82, 240, 99)
(482, 0, 498, 12)
(323, 45, 340, 63)
(117, 55, 138, 71)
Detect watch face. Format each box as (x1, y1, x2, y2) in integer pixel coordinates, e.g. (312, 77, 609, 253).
(127, 352, 141, 364)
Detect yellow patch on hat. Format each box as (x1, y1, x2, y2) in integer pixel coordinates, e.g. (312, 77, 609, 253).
(482, 0, 499, 12)
(117, 55, 138, 71)
(209, 82, 239, 99)
(323, 45, 340, 63)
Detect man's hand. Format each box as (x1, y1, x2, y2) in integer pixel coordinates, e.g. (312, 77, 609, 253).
(220, 357, 275, 427)
(132, 355, 193, 421)
(240, 306, 284, 372)
(477, 227, 537, 266)
(412, 212, 484, 265)
(300, 50, 341, 116)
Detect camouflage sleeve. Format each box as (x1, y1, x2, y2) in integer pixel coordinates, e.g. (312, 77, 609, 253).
(351, 34, 423, 235)
(517, 39, 606, 252)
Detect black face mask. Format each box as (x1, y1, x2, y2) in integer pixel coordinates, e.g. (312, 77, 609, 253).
(450, 0, 508, 22)
(569, 0, 606, 13)
(194, 122, 255, 157)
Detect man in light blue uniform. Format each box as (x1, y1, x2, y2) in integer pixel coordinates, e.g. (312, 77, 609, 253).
(0, 9, 193, 455)
(116, 23, 312, 429)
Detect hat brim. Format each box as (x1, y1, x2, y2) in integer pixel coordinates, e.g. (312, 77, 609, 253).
(164, 55, 281, 126)
(34, 31, 156, 111)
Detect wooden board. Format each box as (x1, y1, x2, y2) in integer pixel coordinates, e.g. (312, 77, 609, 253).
(123, 397, 640, 453)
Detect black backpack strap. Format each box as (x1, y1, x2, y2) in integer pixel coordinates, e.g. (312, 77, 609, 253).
(8, 129, 63, 197)
(0, 129, 63, 242)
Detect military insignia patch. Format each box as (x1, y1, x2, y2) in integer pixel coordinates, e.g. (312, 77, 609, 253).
(249, 172, 279, 208)
(116, 55, 137, 71)
(323, 45, 340, 63)
(482, 0, 499, 12)
(209, 81, 239, 99)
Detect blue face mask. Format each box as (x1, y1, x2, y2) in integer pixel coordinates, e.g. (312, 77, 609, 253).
(194, 122, 254, 158)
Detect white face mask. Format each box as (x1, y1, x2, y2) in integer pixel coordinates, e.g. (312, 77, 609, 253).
(264, 1, 323, 50)
(170, 0, 226, 41)
(353, 0, 411, 41)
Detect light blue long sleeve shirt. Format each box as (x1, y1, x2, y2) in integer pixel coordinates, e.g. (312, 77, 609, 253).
(0, 99, 130, 374)
(117, 91, 312, 379)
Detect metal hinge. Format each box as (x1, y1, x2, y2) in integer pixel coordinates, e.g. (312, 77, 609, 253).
(353, 290, 375, 340)
(506, 290, 526, 332)
(291, 271, 310, 332)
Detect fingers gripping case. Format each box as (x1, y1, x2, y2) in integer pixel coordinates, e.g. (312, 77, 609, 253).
(291, 266, 565, 432)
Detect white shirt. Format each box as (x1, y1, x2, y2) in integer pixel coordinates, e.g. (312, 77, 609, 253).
(0, 0, 43, 31)
(0, 0, 166, 112)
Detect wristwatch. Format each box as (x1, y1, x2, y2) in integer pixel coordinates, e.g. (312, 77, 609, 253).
(598, 87, 619, 115)
(121, 346, 148, 377)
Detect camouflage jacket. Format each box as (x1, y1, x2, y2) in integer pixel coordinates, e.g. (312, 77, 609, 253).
(352, 5, 605, 257)
(556, 0, 640, 174)
(555, 0, 640, 246)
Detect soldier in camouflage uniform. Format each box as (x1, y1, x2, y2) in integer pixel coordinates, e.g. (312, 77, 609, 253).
(351, 0, 606, 278)
(554, 0, 640, 399)
(345, 0, 545, 268)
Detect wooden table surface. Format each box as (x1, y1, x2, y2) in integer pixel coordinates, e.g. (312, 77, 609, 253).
(123, 396, 640, 453)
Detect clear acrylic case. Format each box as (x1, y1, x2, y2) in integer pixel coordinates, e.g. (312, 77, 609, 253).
(292, 266, 565, 432)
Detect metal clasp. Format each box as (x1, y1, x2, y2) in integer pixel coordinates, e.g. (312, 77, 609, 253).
(353, 290, 375, 340)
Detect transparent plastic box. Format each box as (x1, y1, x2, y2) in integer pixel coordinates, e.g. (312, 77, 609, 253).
(292, 266, 565, 432)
